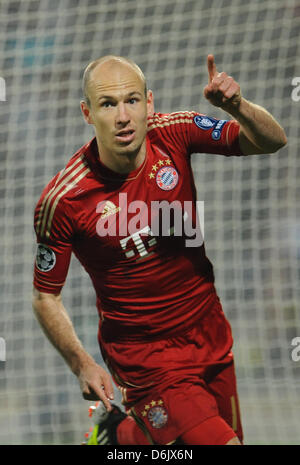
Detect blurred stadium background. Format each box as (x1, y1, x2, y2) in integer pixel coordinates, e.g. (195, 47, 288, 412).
(0, 0, 300, 445)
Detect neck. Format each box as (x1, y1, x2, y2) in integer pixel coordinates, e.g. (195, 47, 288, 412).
(96, 138, 147, 174)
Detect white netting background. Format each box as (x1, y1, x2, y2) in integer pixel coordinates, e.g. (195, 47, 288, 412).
(0, 0, 299, 444)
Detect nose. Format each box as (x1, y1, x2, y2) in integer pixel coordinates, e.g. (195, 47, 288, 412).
(116, 102, 130, 126)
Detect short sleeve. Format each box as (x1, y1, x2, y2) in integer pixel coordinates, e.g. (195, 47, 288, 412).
(188, 114, 243, 156)
(33, 176, 73, 294)
(147, 112, 244, 159)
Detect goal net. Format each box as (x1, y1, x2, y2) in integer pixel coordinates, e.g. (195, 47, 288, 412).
(0, 0, 299, 445)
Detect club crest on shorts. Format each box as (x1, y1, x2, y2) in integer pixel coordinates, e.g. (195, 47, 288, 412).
(156, 166, 178, 191)
(36, 244, 56, 272)
(141, 399, 168, 429)
(148, 405, 168, 429)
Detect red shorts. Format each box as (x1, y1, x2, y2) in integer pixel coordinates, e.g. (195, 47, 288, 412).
(99, 301, 243, 445)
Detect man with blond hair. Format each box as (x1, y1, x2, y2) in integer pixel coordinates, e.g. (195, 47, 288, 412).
(33, 54, 286, 445)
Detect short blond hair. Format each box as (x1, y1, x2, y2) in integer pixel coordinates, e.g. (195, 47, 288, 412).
(82, 55, 147, 107)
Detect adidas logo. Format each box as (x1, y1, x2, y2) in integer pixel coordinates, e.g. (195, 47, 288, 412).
(100, 200, 121, 219)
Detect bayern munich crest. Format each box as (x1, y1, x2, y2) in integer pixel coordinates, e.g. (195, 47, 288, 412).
(156, 166, 179, 191)
(147, 405, 168, 429)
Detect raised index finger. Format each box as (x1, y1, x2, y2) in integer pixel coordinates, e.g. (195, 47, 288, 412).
(207, 54, 217, 83)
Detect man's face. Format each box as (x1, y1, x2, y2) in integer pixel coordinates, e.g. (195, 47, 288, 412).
(81, 61, 153, 166)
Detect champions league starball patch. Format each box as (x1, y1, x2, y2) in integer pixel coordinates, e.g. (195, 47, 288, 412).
(36, 244, 56, 272)
(156, 166, 179, 191)
(147, 405, 168, 429)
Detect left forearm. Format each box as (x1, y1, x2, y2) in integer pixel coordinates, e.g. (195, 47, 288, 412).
(224, 97, 287, 154)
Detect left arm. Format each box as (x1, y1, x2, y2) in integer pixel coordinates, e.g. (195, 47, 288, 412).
(203, 55, 287, 155)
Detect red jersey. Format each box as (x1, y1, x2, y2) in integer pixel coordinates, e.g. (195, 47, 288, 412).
(33, 111, 242, 342)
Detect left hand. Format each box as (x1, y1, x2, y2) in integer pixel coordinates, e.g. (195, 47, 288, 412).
(203, 54, 242, 111)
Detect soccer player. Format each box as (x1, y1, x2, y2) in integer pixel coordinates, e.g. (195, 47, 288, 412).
(32, 54, 287, 446)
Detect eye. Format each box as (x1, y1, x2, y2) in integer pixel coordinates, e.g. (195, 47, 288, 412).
(102, 101, 113, 108)
(99, 99, 117, 108)
(128, 97, 138, 104)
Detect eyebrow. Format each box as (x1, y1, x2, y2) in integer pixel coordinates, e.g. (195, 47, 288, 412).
(98, 91, 143, 102)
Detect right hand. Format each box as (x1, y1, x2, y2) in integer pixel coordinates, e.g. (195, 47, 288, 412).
(77, 361, 114, 412)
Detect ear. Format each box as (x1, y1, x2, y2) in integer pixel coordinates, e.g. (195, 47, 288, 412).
(146, 90, 154, 116)
(80, 100, 94, 125)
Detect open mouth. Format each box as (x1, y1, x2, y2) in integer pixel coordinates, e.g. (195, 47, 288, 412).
(115, 129, 135, 143)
